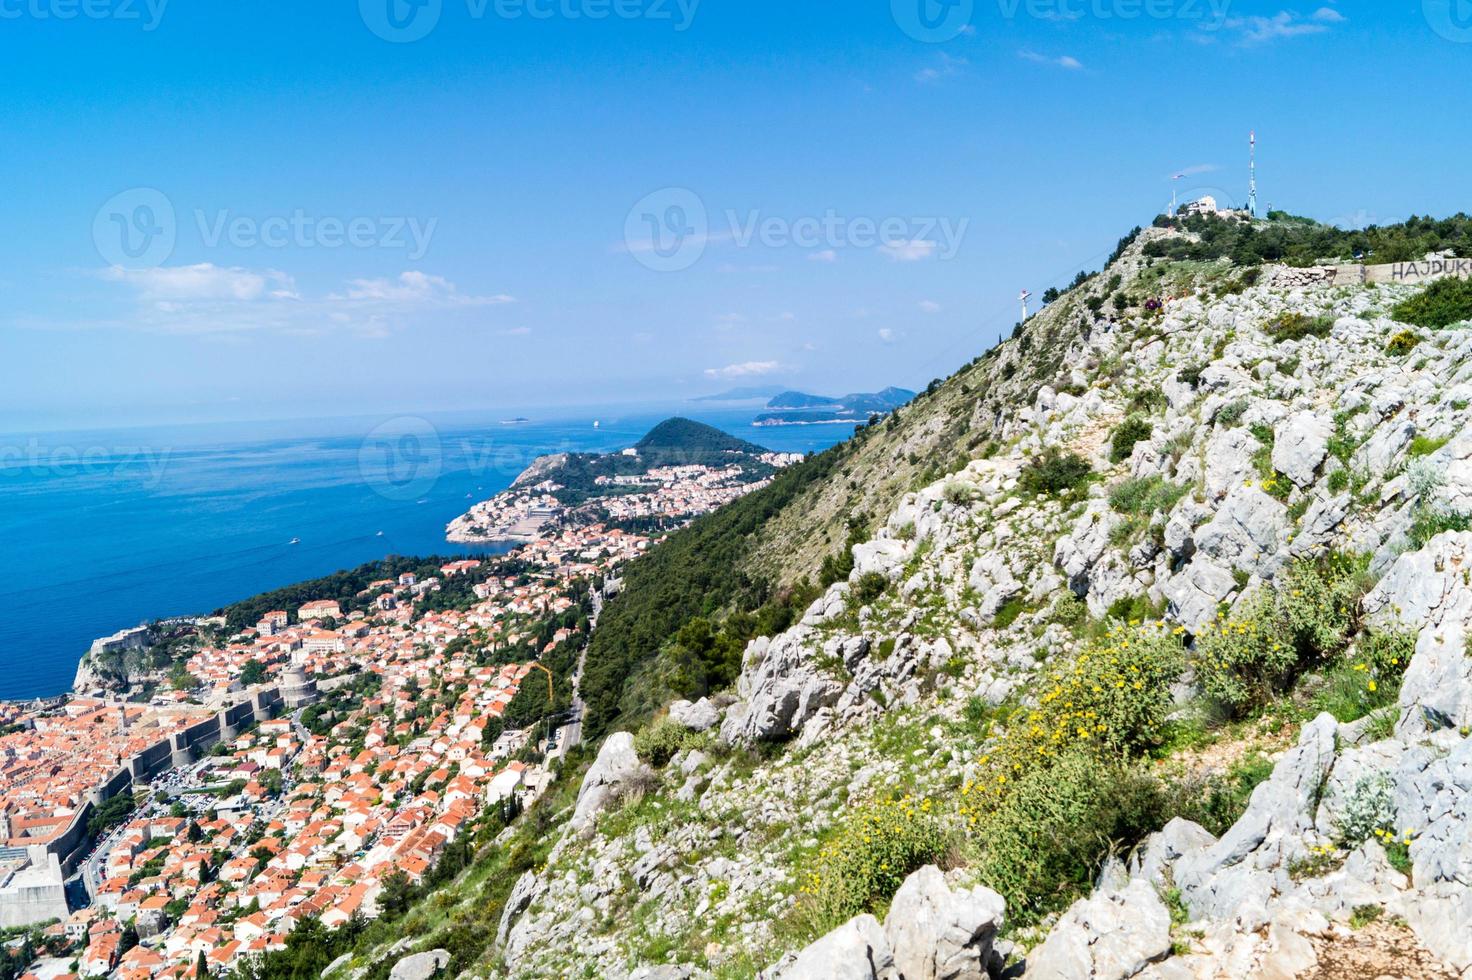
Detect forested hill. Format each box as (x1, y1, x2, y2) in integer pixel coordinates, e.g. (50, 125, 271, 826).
(632, 417, 769, 463)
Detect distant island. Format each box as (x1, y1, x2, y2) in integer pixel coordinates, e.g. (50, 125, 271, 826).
(447, 418, 803, 544)
(690, 384, 789, 402)
(752, 386, 915, 426)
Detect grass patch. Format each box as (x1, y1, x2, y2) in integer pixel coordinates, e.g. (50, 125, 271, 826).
(1263, 311, 1333, 342)
(1408, 435, 1450, 458)
(1109, 475, 1189, 517)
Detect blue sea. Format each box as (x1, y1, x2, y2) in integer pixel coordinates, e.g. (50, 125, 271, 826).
(0, 405, 851, 701)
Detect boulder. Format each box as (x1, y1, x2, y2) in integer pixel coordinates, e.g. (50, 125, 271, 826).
(497, 870, 543, 949)
(1162, 559, 1237, 631)
(882, 865, 1005, 980)
(1271, 411, 1332, 487)
(721, 629, 845, 744)
(570, 732, 647, 832)
(1128, 818, 1216, 890)
(1204, 428, 1260, 501)
(1353, 416, 1416, 475)
(668, 697, 721, 732)
(389, 949, 450, 980)
(1288, 493, 1351, 558)
(762, 913, 896, 980)
(1193, 486, 1288, 580)
(1025, 879, 1172, 980)
(1175, 714, 1338, 922)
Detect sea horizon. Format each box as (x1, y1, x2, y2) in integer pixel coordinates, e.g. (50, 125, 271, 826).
(0, 403, 851, 702)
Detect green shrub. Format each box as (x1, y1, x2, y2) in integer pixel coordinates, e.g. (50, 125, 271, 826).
(1216, 400, 1249, 427)
(1310, 628, 1416, 724)
(853, 572, 890, 606)
(635, 719, 703, 767)
(970, 752, 1167, 924)
(1110, 416, 1153, 463)
(798, 796, 950, 934)
(943, 481, 977, 506)
(1263, 311, 1334, 342)
(1196, 557, 1366, 718)
(1334, 774, 1396, 849)
(1408, 434, 1450, 458)
(1409, 508, 1472, 549)
(1385, 330, 1420, 356)
(1105, 593, 1163, 624)
(1177, 364, 1205, 388)
(1110, 475, 1189, 517)
(1392, 277, 1472, 329)
(1350, 905, 1384, 930)
(1020, 448, 1094, 497)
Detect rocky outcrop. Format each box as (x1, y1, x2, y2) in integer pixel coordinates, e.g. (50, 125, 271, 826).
(570, 732, 648, 832)
(1026, 879, 1171, 980)
(884, 866, 1005, 980)
(668, 697, 721, 732)
(762, 914, 895, 980)
(1271, 410, 1331, 488)
(765, 867, 1004, 980)
(720, 629, 845, 744)
(388, 949, 450, 980)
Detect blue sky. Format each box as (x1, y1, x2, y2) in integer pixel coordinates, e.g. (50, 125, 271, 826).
(1, 0, 1468, 431)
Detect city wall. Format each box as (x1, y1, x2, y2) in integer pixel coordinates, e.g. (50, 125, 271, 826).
(50, 684, 289, 879)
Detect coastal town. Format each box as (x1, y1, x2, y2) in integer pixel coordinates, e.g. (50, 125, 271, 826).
(446, 421, 804, 547)
(0, 523, 650, 979)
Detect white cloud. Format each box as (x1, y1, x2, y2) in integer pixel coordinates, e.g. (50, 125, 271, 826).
(1220, 5, 1343, 43)
(918, 300, 942, 313)
(338, 271, 514, 307)
(704, 360, 782, 380)
(97, 263, 292, 303)
(65, 265, 516, 337)
(808, 249, 838, 263)
(498, 326, 533, 336)
(878, 328, 896, 343)
(915, 53, 968, 84)
(881, 240, 938, 263)
(1019, 49, 1084, 70)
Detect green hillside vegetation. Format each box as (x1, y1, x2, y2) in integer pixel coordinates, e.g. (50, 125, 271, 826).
(1145, 211, 1472, 267)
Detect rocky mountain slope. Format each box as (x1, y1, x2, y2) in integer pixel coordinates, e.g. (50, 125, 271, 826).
(345, 213, 1472, 980)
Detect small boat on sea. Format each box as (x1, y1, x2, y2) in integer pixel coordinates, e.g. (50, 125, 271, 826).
(289, 537, 301, 545)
